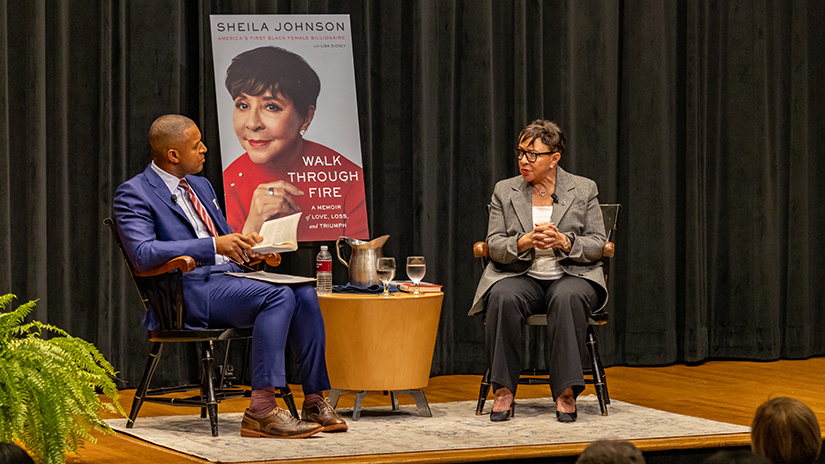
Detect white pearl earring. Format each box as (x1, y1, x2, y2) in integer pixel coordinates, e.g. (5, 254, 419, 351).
(300, 129, 306, 136)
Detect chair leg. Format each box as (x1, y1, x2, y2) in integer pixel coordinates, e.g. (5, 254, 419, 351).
(279, 385, 299, 418)
(200, 340, 220, 436)
(476, 368, 492, 415)
(585, 326, 609, 416)
(219, 339, 231, 389)
(127, 342, 163, 428)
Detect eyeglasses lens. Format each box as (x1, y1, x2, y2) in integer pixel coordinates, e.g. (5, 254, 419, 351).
(515, 148, 537, 162)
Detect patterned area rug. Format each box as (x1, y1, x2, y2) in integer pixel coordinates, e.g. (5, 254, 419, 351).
(106, 396, 749, 462)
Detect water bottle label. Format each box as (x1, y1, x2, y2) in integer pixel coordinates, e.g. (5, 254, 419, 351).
(316, 260, 332, 272)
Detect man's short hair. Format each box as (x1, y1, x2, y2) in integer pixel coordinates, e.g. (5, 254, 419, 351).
(149, 114, 195, 157)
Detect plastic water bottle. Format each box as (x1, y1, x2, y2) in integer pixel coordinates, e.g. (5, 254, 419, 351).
(316, 245, 333, 295)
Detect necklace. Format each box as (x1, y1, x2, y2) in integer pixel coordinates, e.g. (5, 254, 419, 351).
(534, 185, 547, 197)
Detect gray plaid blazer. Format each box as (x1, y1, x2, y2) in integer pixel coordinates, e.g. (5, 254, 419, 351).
(468, 167, 608, 316)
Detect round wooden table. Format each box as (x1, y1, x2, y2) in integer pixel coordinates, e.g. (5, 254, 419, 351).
(317, 292, 443, 419)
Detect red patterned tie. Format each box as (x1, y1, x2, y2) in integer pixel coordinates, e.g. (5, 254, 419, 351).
(179, 179, 218, 237)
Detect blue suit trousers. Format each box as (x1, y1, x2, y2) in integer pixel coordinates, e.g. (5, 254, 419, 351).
(197, 264, 330, 393)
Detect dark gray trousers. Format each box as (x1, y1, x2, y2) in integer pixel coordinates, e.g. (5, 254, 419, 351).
(484, 274, 600, 400)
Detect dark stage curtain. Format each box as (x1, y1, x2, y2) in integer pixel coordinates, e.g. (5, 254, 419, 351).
(2, 0, 824, 389)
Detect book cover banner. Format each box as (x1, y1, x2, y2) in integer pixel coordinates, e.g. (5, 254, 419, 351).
(210, 14, 369, 242)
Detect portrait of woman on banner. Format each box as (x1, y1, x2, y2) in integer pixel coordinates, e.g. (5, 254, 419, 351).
(221, 46, 369, 241)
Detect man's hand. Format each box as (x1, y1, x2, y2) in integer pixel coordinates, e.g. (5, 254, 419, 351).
(215, 232, 262, 263)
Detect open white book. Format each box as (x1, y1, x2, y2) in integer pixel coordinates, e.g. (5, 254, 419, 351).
(226, 271, 315, 284)
(251, 212, 301, 254)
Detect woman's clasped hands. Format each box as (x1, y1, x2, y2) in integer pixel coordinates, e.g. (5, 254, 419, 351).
(529, 222, 568, 250)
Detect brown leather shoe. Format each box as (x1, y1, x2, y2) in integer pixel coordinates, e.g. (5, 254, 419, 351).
(301, 398, 348, 432)
(241, 407, 323, 438)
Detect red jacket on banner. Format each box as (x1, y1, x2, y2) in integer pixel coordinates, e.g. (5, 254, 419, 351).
(223, 140, 369, 241)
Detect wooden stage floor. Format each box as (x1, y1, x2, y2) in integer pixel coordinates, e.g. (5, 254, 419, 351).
(65, 358, 825, 464)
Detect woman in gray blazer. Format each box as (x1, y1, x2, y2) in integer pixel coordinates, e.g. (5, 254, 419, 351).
(469, 120, 607, 422)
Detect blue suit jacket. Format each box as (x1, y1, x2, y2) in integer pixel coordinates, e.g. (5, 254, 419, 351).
(113, 164, 236, 329)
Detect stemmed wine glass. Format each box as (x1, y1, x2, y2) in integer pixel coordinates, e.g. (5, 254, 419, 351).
(376, 257, 396, 296)
(406, 256, 426, 295)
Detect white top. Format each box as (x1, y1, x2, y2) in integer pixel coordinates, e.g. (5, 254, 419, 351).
(527, 206, 564, 280)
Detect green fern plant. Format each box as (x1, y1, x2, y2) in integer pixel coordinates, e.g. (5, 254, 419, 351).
(0, 293, 125, 464)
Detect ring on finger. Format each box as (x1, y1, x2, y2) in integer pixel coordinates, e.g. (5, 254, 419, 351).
(268, 187, 274, 196)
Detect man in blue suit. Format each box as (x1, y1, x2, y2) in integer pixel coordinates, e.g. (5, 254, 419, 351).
(114, 114, 346, 438)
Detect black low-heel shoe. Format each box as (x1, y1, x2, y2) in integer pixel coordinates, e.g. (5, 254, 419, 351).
(490, 402, 515, 422)
(556, 409, 577, 423)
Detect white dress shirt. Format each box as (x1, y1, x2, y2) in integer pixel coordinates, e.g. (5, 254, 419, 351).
(151, 162, 229, 265)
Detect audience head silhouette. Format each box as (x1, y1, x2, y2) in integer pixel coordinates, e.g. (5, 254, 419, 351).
(703, 450, 772, 464)
(750, 397, 821, 464)
(576, 440, 645, 464)
(0, 442, 35, 464)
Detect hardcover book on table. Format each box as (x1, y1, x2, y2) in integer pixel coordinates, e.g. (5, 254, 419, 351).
(396, 282, 442, 293)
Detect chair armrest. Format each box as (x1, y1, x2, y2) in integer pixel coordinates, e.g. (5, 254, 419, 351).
(474, 240, 614, 260)
(134, 256, 196, 277)
(136, 252, 281, 277)
(474, 241, 489, 258)
(603, 242, 614, 259)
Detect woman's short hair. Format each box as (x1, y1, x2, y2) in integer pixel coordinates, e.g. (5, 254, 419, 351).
(224, 46, 320, 117)
(518, 120, 566, 155)
(750, 397, 822, 464)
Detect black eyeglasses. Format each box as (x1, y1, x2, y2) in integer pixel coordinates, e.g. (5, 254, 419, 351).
(514, 148, 556, 163)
